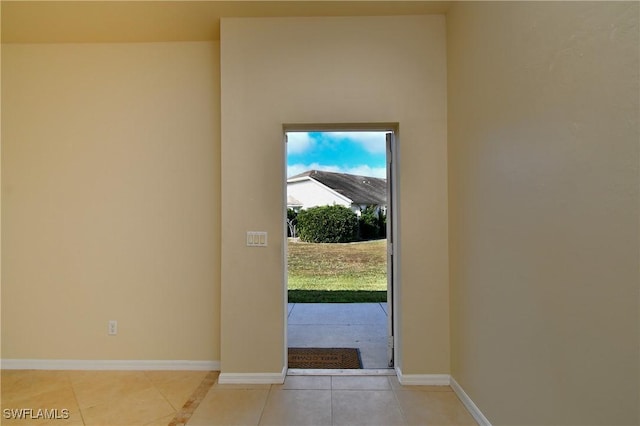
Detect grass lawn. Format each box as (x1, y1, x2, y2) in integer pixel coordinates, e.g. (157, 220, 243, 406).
(287, 239, 387, 303)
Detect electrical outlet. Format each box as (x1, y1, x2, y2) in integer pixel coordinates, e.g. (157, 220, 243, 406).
(108, 320, 117, 335)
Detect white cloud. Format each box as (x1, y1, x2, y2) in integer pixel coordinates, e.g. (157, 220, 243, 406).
(288, 163, 387, 179)
(286, 132, 314, 154)
(343, 165, 387, 178)
(325, 131, 388, 154)
(287, 131, 388, 155)
(288, 163, 339, 178)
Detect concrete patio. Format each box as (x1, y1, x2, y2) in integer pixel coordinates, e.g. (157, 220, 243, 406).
(287, 303, 391, 369)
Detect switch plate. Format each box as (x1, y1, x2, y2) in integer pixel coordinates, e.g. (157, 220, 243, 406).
(247, 231, 267, 247)
(108, 320, 117, 335)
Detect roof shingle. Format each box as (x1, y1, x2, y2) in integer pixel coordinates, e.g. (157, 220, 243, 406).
(289, 170, 387, 205)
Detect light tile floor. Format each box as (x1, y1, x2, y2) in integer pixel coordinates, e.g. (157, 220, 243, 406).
(0, 369, 208, 425)
(1, 370, 478, 425)
(188, 374, 478, 426)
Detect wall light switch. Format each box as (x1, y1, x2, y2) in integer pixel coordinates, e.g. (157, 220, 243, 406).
(246, 231, 267, 247)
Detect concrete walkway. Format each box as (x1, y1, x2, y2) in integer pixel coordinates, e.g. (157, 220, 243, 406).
(287, 303, 390, 369)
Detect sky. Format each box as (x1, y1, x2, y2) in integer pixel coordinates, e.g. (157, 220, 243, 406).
(287, 131, 388, 178)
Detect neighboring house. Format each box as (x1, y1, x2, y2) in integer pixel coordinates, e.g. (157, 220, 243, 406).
(287, 170, 386, 216)
(286, 195, 303, 211)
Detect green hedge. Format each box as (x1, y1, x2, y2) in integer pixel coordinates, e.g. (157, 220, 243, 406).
(358, 205, 381, 240)
(288, 290, 386, 303)
(297, 205, 358, 243)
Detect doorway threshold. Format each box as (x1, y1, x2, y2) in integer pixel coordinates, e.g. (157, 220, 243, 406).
(287, 368, 396, 376)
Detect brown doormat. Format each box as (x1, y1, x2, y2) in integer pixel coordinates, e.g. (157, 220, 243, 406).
(288, 347, 362, 369)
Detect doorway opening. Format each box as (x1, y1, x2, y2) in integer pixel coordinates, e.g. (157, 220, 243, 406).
(284, 125, 397, 371)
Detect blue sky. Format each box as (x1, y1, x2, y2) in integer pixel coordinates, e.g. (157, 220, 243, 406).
(287, 131, 387, 178)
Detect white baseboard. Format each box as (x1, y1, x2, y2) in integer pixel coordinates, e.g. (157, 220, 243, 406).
(0, 359, 220, 371)
(394, 367, 451, 386)
(218, 366, 286, 384)
(393, 369, 490, 424)
(450, 377, 492, 426)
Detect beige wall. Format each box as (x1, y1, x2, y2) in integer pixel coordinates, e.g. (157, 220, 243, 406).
(3, 4, 637, 422)
(447, 2, 639, 424)
(220, 16, 448, 375)
(1, 41, 221, 361)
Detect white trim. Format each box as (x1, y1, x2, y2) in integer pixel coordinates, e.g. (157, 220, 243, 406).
(286, 175, 312, 183)
(0, 359, 220, 371)
(288, 368, 396, 376)
(218, 366, 286, 384)
(450, 377, 492, 426)
(394, 367, 450, 385)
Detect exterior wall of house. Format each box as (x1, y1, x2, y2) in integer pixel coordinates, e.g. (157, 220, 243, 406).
(287, 179, 351, 211)
(1, 41, 221, 362)
(220, 15, 448, 377)
(447, 2, 639, 424)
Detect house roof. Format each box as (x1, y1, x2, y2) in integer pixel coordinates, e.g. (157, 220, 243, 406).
(288, 170, 387, 205)
(287, 195, 303, 207)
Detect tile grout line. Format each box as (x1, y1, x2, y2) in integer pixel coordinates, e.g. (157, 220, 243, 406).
(143, 371, 174, 411)
(255, 383, 273, 425)
(66, 371, 88, 426)
(377, 302, 388, 317)
(167, 371, 218, 426)
(144, 371, 185, 424)
(388, 375, 410, 425)
(330, 376, 334, 425)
